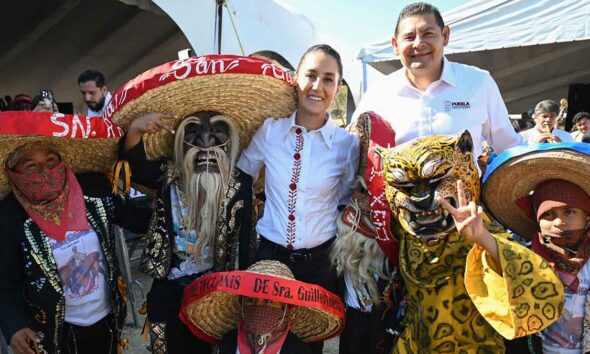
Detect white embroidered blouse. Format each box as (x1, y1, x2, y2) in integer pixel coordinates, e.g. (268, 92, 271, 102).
(237, 112, 360, 250)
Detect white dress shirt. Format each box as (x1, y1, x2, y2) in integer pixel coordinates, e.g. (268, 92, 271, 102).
(520, 127, 574, 144)
(353, 57, 523, 159)
(237, 112, 360, 250)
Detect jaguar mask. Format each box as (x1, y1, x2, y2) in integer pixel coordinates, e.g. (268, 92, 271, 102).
(376, 130, 479, 244)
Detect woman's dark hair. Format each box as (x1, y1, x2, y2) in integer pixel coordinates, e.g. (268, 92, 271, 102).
(296, 44, 343, 83)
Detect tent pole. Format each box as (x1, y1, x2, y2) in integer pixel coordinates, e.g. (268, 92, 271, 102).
(215, 0, 224, 54)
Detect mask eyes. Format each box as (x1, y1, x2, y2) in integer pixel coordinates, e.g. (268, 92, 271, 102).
(422, 158, 440, 178)
(389, 168, 407, 183)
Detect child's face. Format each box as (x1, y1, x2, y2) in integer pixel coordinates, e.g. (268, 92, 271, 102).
(539, 206, 590, 249)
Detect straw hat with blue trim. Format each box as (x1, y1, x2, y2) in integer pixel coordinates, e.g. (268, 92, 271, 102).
(482, 143, 590, 238)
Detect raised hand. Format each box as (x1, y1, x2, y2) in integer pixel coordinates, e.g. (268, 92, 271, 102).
(437, 180, 501, 271)
(437, 180, 487, 243)
(536, 133, 562, 143)
(129, 112, 175, 135)
(124, 112, 175, 151)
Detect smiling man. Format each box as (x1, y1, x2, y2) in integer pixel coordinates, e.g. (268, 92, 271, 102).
(354, 2, 523, 161)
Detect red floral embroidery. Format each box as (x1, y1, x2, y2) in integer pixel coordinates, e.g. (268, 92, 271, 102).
(286, 128, 304, 250)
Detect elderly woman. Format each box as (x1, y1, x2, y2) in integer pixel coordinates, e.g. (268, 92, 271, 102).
(0, 111, 149, 354)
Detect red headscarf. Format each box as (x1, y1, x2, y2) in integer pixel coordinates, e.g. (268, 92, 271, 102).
(6, 144, 89, 241)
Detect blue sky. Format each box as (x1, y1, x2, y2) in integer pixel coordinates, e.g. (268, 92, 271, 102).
(279, 0, 469, 53)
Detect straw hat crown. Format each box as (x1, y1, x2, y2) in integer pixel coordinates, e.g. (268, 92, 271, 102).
(0, 111, 123, 198)
(246, 260, 295, 280)
(482, 143, 590, 238)
(105, 54, 297, 159)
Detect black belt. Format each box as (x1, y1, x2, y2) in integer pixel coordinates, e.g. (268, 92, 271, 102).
(259, 236, 335, 263)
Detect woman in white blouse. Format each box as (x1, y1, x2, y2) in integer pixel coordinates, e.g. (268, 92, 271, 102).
(237, 44, 360, 296)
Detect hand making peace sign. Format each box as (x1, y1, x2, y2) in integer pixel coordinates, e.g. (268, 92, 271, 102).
(437, 180, 501, 271)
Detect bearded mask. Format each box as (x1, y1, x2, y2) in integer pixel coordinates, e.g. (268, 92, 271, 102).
(172, 111, 240, 258)
(376, 130, 480, 243)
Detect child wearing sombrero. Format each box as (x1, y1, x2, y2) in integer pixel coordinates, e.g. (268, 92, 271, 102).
(178, 260, 345, 354)
(483, 143, 590, 353)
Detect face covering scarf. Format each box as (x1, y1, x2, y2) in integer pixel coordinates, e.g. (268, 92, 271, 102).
(532, 224, 590, 292)
(7, 162, 89, 241)
(237, 304, 290, 354)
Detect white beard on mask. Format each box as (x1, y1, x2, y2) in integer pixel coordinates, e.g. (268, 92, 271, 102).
(178, 145, 232, 259)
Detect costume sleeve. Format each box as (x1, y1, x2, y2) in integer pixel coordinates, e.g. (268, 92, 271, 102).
(76, 173, 151, 235)
(338, 134, 360, 206)
(121, 137, 164, 189)
(111, 196, 151, 235)
(236, 118, 270, 180)
(235, 173, 256, 270)
(464, 232, 564, 340)
(0, 214, 31, 343)
(482, 75, 524, 153)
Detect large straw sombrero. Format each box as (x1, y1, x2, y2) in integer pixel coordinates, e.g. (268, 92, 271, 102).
(0, 111, 124, 198)
(104, 54, 296, 160)
(179, 260, 345, 345)
(482, 143, 590, 238)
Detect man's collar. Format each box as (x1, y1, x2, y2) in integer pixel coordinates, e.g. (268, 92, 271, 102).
(285, 111, 336, 149)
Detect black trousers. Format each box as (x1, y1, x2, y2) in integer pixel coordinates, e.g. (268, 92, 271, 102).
(62, 314, 117, 354)
(256, 236, 340, 354)
(147, 277, 212, 354)
(256, 236, 339, 294)
(339, 307, 395, 354)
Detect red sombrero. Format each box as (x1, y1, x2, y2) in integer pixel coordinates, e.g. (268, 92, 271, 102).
(179, 260, 345, 345)
(0, 111, 123, 197)
(105, 54, 297, 160)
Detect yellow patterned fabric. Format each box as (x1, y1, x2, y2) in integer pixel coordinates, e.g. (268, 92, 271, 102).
(394, 230, 563, 354)
(375, 132, 564, 353)
(465, 233, 564, 340)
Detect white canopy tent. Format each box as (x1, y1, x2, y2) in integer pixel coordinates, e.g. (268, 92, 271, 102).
(1, 0, 323, 114)
(357, 0, 590, 116)
(149, 0, 319, 70)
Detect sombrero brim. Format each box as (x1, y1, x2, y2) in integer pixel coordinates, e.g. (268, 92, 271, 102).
(105, 55, 296, 160)
(180, 270, 345, 344)
(0, 112, 123, 198)
(482, 143, 590, 238)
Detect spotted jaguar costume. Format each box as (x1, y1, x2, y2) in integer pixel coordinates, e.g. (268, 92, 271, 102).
(375, 131, 564, 353)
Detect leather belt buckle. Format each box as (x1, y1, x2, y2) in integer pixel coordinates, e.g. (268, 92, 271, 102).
(289, 252, 311, 263)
